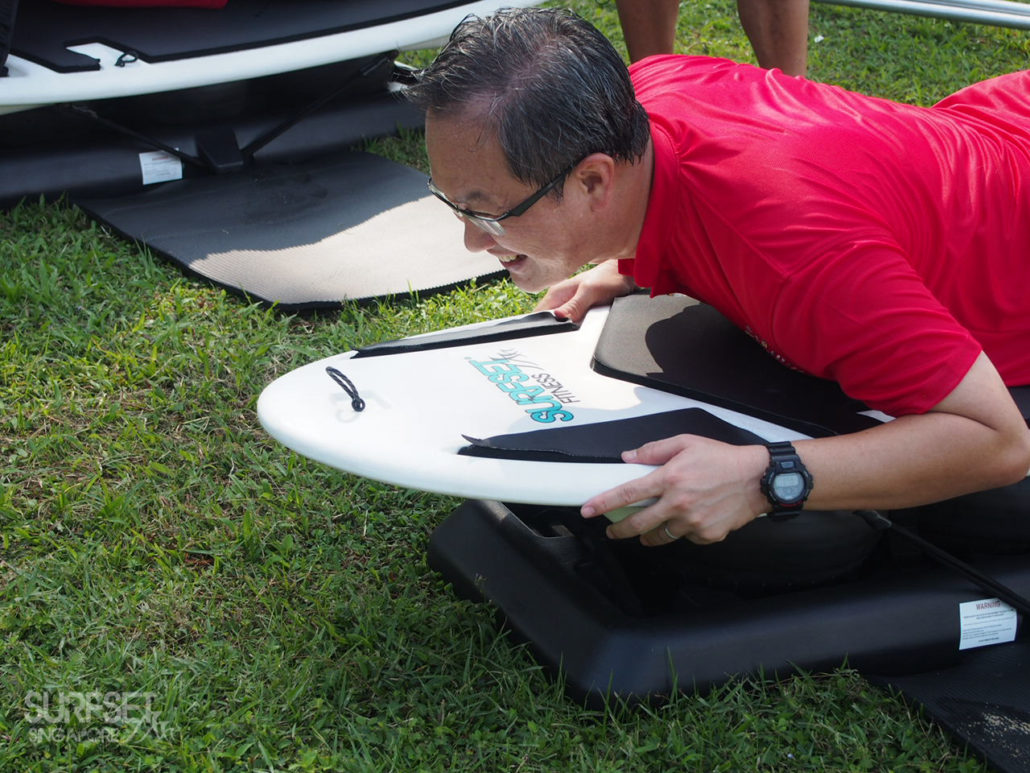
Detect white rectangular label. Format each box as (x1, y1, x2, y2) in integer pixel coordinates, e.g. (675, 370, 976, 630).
(958, 598, 1017, 650)
(138, 150, 183, 185)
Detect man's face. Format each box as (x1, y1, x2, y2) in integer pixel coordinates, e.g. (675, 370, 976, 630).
(424, 111, 593, 293)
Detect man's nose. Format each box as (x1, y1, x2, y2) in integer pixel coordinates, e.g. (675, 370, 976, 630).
(463, 220, 498, 252)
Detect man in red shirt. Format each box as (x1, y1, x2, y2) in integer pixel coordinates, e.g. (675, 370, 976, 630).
(408, 7, 1030, 546)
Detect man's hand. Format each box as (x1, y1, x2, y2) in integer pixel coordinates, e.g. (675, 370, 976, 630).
(534, 260, 638, 323)
(581, 435, 770, 545)
(581, 353, 1030, 548)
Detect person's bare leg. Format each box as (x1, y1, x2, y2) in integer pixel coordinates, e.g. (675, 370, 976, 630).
(615, 0, 680, 61)
(736, 0, 809, 75)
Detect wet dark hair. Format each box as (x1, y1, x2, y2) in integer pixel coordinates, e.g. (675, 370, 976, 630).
(405, 7, 651, 191)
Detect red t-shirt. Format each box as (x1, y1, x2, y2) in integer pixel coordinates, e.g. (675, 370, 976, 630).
(622, 57, 1030, 417)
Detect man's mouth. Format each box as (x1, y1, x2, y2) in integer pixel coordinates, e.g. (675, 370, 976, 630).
(498, 254, 526, 266)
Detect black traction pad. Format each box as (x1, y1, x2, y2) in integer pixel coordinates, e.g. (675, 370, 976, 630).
(592, 294, 879, 437)
(593, 294, 1030, 432)
(75, 149, 501, 308)
(11, 0, 466, 72)
(354, 312, 578, 358)
(459, 407, 764, 463)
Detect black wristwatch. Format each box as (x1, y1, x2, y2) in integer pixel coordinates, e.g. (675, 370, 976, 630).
(760, 441, 813, 520)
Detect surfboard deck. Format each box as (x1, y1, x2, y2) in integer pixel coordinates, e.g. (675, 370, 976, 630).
(0, 0, 541, 114)
(257, 304, 810, 508)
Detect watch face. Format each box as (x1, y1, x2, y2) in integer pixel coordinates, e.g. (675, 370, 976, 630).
(772, 471, 805, 503)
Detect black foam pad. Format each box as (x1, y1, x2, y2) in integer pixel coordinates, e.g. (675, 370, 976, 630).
(592, 294, 882, 438)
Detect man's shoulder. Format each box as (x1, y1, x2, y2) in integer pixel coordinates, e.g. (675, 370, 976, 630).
(630, 55, 771, 102)
(630, 54, 741, 80)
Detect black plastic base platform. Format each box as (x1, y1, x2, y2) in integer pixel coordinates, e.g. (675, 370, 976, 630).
(427, 500, 1029, 707)
(0, 56, 420, 207)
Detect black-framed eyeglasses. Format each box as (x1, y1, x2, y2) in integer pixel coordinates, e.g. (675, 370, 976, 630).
(427, 161, 576, 236)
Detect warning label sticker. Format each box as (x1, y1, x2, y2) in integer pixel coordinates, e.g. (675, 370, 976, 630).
(958, 598, 1018, 651)
(139, 150, 183, 186)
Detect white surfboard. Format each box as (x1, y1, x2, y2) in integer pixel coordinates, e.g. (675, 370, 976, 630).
(0, 0, 541, 115)
(257, 306, 808, 508)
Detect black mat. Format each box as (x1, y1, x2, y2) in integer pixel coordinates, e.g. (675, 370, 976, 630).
(75, 149, 500, 308)
(870, 641, 1030, 773)
(12, 0, 465, 72)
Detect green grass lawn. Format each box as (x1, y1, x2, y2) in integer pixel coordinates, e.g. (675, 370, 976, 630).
(2, 1, 1028, 770)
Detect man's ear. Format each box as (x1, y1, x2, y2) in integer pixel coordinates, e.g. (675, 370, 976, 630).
(570, 153, 617, 209)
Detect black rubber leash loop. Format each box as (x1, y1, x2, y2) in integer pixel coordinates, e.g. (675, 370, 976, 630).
(325, 366, 365, 412)
(115, 50, 139, 68)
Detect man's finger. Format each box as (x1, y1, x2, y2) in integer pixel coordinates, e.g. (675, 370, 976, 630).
(604, 499, 670, 540)
(623, 434, 692, 465)
(581, 473, 661, 520)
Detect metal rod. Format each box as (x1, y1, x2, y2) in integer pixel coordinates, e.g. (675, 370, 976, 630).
(920, 0, 1030, 15)
(815, 0, 1030, 29)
